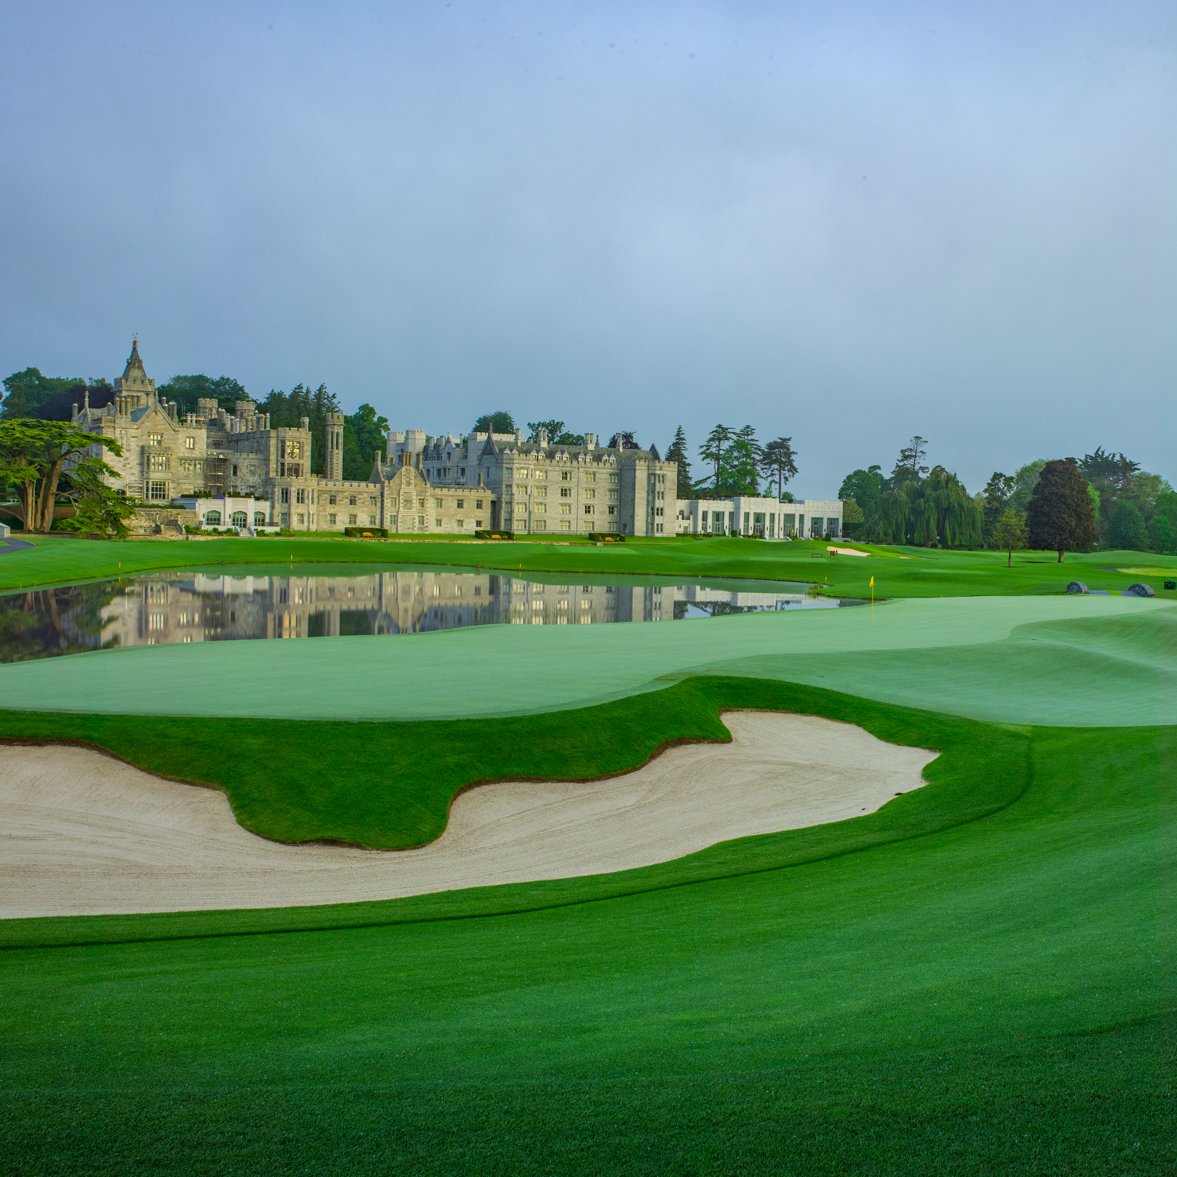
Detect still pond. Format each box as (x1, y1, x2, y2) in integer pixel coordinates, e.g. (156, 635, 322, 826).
(0, 565, 860, 663)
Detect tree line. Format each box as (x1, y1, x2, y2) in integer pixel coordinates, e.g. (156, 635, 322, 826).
(838, 437, 1176, 556)
(4, 366, 1174, 555)
(466, 415, 1176, 557)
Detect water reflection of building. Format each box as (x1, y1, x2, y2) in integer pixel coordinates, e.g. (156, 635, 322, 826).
(41, 573, 846, 657)
(72, 573, 684, 649)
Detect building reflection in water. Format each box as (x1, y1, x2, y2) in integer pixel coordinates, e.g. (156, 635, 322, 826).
(1, 570, 852, 661)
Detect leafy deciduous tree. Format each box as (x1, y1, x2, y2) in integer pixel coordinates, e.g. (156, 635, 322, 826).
(992, 507, 1028, 567)
(2, 369, 114, 421)
(157, 374, 249, 414)
(1008, 460, 1046, 514)
(0, 420, 125, 533)
(1106, 501, 1148, 552)
(472, 411, 516, 434)
(838, 466, 886, 537)
(529, 419, 586, 445)
(343, 404, 391, 481)
(61, 466, 136, 539)
(1027, 458, 1096, 562)
(1149, 514, 1175, 554)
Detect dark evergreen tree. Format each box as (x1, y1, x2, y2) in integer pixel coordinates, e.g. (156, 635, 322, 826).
(890, 435, 929, 485)
(665, 426, 693, 499)
(758, 437, 798, 500)
(1027, 458, 1096, 562)
(1079, 447, 1141, 539)
(981, 472, 1014, 546)
(718, 426, 762, 496)
(258, 384, 341, 474)
(699, 424, 734, 492)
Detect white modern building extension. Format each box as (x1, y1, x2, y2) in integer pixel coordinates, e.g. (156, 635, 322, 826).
(676, 496, 844, 539)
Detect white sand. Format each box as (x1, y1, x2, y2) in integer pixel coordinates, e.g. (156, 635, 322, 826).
(0, 713, 934, 918)
(826, 546, 870, 557)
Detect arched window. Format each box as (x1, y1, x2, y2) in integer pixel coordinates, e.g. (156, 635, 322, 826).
(253, 512, 266, 526)
(231, 511, 248, 528)
(204, 510, 221, 526)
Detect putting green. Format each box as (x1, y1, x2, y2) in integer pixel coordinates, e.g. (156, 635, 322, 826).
(3, 594, 1173, 726)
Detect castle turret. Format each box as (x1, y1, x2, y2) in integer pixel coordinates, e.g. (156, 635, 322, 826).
(326, 411, 344, 481)
(113, 337, 156, 414)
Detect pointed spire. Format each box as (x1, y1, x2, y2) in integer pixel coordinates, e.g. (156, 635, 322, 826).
(480, 432, 498, 459)
(123, 337, 146, 378)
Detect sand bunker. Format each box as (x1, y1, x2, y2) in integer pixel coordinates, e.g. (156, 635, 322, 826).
(0, 713, 934, 918)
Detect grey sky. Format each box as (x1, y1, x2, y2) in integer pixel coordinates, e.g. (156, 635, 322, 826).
(2, 1, 1173, 493)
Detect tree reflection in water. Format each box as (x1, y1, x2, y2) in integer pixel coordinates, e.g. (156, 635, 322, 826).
(0, 583, 123, 662)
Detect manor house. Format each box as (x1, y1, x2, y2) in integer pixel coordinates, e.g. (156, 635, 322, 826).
(73, 341, 675, 536)
(74, 341, 840, 539)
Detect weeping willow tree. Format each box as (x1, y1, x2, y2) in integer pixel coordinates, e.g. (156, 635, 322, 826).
(865, 466, 980, 547)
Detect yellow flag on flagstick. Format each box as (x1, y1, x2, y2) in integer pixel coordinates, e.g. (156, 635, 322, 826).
(870, 576, 874, 588)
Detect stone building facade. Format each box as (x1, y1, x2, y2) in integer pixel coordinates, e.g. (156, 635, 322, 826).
(387, 426, 676, 536)
(74, 342, 837, 540)
(74, 342, 673, 536)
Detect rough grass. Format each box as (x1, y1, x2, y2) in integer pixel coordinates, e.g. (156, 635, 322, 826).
(2, 707, 1173, 1175)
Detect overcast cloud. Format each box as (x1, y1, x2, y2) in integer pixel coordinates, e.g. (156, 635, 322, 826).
(2, 1, 1173, 493)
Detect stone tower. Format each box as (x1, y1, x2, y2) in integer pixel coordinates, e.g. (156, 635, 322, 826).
(113, 338, 156, 414)
(326, 411, 345, 481)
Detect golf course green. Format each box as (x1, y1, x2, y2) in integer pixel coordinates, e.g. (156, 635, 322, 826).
(1, 536, 1173, 1175)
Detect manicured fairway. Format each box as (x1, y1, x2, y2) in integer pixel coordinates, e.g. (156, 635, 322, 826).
(2, 700, 1173, 1175)
(2, 593, 1173, 727)
(2, 533, 1175, 597)
(2, 540, 1173, 1175)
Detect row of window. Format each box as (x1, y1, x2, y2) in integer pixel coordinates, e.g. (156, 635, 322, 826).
(514, 469, 616, 483)
(147, 433, 198, 450)
(507, 487, 615, 500)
